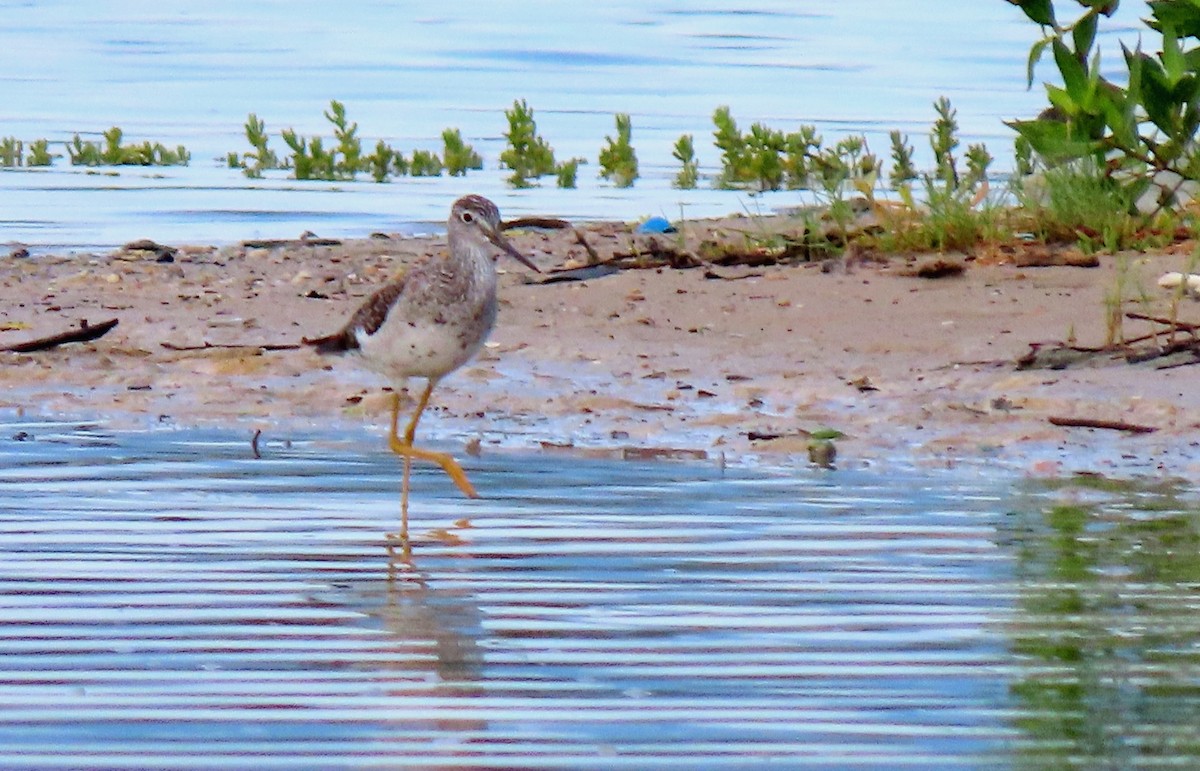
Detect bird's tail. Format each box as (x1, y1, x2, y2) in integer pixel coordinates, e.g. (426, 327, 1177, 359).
(301, 330, 357, 354)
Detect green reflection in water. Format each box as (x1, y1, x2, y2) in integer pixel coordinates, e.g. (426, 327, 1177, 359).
(1003, 476, 1200, 766)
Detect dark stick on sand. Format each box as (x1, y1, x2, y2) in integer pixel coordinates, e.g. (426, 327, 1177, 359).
(1, 318, 119, 353)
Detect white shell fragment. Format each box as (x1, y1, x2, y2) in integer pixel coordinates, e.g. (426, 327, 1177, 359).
(1157, 272, 1200, 298)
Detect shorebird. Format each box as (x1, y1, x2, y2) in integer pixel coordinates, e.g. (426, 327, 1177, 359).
(303, 194, 539, 537)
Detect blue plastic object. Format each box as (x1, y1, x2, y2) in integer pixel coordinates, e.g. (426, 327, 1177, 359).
(635, 216, 675, 234)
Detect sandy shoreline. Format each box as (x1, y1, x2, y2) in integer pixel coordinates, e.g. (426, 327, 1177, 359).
(4, 217, 1200, 477)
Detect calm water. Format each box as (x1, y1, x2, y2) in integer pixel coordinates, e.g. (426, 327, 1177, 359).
(0, 0, 1152, 250)
(1, 420, 1198, 767)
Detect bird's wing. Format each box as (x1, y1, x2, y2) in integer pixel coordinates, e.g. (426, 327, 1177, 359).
(302, 272, 409, 353)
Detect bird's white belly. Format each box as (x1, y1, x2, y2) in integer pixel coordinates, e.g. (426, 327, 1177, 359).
(355, 312, 490, 383)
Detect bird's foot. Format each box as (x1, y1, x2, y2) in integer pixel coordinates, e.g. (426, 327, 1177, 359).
(387, 437, 480, 499)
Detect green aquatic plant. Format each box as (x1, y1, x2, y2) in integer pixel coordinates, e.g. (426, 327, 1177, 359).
(26, 139, 56, 166)
(324, 100, 363, 180)
(888, 130, 917, 189)
(0, 137, 57, 167)
(365, 139, 403, 183)
(230, 113, 282, 179)
(782, 125, 822, 189)
(555, 157, 584, 188)
(244, 101, 457, 183)
(66, 128, 189, 167)
(930, 96, 961, 188)
(500, 99, 556, 188)
(0, 137, 21, 167)
(66, 134, 97, 165)
(815, 135, 880, 243)
(598, 112, 638, 187)
(867, 99, 1005, 254)
(913, 99, 996, 251)
(278, 99, 374, 181)
(713, 106, 787, 191)
(745, 122, 786, 191)
(964, 143, 993, 190)
(281, 129, 336, 180)
(712, 106, 752, 188)
(672, 133, 699, 189)
(712, 107, 879, 195)
(409, 148, 443, 177)
(441, 127, 482, 177)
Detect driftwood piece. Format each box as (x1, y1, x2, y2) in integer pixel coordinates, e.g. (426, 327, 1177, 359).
(503, 217, 571, 231)
(1048, 416, 1158, 434)
(1, 318, 119, 353)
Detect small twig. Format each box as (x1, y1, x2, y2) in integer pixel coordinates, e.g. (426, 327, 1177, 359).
(161, 341, 300, 352)
(704, 269, 764, 281)
(1, 318, 118, 353)
(1126, 311, 1200, 333)
(573, 227, 602, 266)
(940, 359, 1010, 369)
(1048, 416, 1158, 433)
(251, 429, 262, 459)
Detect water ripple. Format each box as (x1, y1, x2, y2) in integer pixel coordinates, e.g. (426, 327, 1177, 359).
(1, 420, 1198, 766)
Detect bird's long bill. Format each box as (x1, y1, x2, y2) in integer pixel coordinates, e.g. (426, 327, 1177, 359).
(487, 227, 541, 273)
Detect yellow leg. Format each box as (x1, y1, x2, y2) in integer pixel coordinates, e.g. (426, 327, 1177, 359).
(385, 382, 479, 534)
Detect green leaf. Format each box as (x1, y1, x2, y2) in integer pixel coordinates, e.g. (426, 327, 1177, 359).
(1012, 0, 1056, 27)
(1148, 0, 1200, 38)
(1026, 37, 1051, 89)
(1053, 38, 1088, 102)
(1137, 52, 1177, 133)
(1162, 23, 1185, 84)
(1045, 84, 1078, 116)
(1073, 13, 1098, 57)
(1006, 118, 1098, 161)
(1098, 85, 1136, 148)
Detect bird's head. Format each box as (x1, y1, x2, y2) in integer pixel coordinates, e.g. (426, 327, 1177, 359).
(451, 195, 540, 273)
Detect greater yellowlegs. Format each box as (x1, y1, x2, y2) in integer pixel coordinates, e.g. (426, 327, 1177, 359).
(303, 195, 539, 536)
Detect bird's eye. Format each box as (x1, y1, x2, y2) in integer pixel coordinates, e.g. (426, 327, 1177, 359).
(461, 211, 474, 223)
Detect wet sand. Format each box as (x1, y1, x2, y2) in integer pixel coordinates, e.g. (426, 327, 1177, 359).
(4, 218, 1200, 476)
